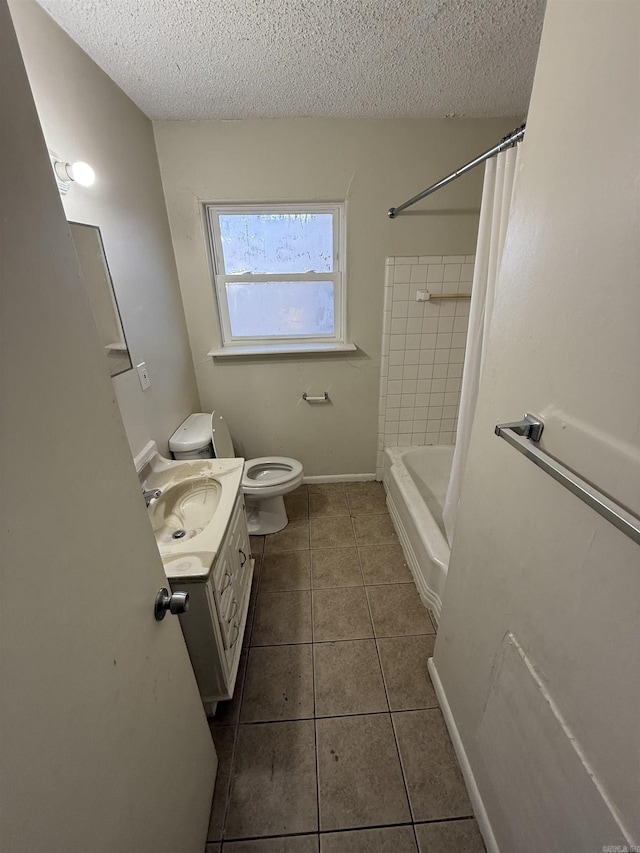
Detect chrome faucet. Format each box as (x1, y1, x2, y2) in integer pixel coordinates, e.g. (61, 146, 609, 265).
(143, 486, 162, 507)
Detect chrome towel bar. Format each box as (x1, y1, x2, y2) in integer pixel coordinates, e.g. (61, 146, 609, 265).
(495, 414, 640, 545)
(303, 392, 329, 403)
(416, 290, 472, 301)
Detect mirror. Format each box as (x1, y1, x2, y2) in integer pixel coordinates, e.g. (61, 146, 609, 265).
(69, 222, 133, 378)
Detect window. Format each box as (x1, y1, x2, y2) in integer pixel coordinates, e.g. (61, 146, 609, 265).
(206, 203, 349, 354)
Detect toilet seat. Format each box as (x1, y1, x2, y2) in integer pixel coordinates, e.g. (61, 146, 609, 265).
(242, 456, 303, 496)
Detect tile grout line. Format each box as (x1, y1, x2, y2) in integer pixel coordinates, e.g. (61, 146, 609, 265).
(217, 815, 479, 849)
(310, 555, 322, 839)
(361, 546, 417, 829)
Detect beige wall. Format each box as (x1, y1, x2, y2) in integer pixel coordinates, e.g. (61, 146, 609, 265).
(154, 116, 516, 475)
(433, 1, 639, 849)
(9, 0, 199, 458)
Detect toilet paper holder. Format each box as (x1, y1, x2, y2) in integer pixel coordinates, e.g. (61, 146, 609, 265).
(302, 392, 329, 403)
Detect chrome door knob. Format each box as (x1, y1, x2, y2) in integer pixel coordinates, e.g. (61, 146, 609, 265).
(154, 587, 190, 621)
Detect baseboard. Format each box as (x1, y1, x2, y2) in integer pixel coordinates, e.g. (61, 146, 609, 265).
(134, 440, 157, 473)
(303, 474, 376, 483)
(427, 658, 499, 853)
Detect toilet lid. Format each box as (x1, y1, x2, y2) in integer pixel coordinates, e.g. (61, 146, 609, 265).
(210, 411, 235, 458)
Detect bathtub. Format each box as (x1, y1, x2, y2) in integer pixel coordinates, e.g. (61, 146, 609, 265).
(383, 446, 454, 622)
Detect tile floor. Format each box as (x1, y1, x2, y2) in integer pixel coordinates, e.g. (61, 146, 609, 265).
(205, 481, 485, 853)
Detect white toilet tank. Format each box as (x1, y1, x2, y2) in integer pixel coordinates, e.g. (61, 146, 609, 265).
(169, 412, 235, 460)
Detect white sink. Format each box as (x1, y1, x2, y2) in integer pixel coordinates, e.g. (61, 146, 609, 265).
(149, 476, 222, 545)
(140, 451, 244, 581)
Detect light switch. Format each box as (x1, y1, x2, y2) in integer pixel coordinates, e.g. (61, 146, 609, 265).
(137, 361, 151, 391)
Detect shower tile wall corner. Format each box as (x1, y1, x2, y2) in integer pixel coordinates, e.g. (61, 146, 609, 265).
(377, 255, 475, 478)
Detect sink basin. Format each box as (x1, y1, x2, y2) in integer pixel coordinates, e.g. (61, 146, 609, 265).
(138, 448, 245, 581)
(149, 477, 222, 546)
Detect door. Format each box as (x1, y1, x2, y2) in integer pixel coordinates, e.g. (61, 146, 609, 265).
(433, 3, 639, 851)
(0, 5, 216, 851)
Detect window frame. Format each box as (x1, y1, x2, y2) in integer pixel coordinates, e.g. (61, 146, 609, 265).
(205, 202, 347, 351)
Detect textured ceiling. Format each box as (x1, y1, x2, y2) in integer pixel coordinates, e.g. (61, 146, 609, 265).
(38, 0, 545, 121)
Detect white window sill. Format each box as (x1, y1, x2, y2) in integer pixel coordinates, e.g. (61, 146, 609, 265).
(208, 342, 358, 358)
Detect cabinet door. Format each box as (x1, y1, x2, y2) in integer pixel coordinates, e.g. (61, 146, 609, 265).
(228, 497, 252, 604)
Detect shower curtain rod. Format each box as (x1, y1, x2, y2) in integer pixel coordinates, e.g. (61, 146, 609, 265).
(387, 123, 526, 219)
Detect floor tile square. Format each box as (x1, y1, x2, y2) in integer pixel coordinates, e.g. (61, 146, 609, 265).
(308, 482, 346, 495)
(207, 725, 236, 841)
(314, 640, 387, 717)
(226, 720, 318, 838)
(213, 647, 248, 725)
(310, 517, 355, 549)
(346, 489, 388, 515)
(311, 548, 363, 589)
(312, 587, 373, 641)
(264, 520, 310, 553)
(343, 481, 384, 496)
(358, 544, 413, 585)
(393, 710, 472, 821)
(252, 591, 312, 645)
(377, 635, 438, 711)
(415, 818, 485, 852)
(224, 835, 319, 852)
(352, 515, 398, 546)
(316, 714, 411, 830)
(205, 844, 221, 852)
(310, 492, 350, 518)
(242, 593, 257, 649)
(366, 584, 434, 637)
(250, 535, 265, 556)
(320, 825, 417, 853)
(261, 551, 311, 592)
(285, 492, 309, 521)
(241, 644, 314, 722)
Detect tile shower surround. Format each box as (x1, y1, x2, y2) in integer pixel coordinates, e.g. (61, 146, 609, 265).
(377, 255, 475, 477)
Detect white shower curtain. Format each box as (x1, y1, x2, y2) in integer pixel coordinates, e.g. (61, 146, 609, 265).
(443, 145, 520, 545)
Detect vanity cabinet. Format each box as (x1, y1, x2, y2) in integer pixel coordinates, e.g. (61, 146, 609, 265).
(169, 487, 253, 715)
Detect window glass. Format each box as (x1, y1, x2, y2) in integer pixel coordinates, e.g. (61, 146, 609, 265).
(226, 281, 334, 337)
(219, 213, 333, 274)
(206, 203, 345, 348)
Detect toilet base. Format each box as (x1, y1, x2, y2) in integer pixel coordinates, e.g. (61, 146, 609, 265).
(245, 494, 289, 536)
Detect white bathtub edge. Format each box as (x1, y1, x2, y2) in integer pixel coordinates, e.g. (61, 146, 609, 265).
(428, 657, 500, 853)
(383, 446, 450, 622)
(386, 489, 443, 620)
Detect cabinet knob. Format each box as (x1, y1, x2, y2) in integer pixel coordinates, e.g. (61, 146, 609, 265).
(239, 549, 247, 567)
(154, 587, 190, 621)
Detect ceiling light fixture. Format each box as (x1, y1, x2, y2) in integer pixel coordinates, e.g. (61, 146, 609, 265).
(49, 149, 96, 195)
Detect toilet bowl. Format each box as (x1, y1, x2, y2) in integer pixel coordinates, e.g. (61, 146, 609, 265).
(169, 413, 303, 535)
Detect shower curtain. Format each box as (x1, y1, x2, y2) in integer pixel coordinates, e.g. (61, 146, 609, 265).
(443, 144, 520, 545)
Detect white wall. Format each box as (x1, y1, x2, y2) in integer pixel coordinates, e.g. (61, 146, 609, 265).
(433, 1, 640, 849)
(9, 0, 200, 458)
(154, 117, 517, 476)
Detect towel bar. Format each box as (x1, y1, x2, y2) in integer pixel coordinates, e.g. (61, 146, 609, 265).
(495, 414, 640, 545)
(303, 392, 329, 403)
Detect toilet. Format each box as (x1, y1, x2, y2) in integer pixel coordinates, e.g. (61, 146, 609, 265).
(169, 412, 303, 536)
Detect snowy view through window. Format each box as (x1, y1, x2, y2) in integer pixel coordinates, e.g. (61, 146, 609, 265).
(218, 213, 335, 338)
